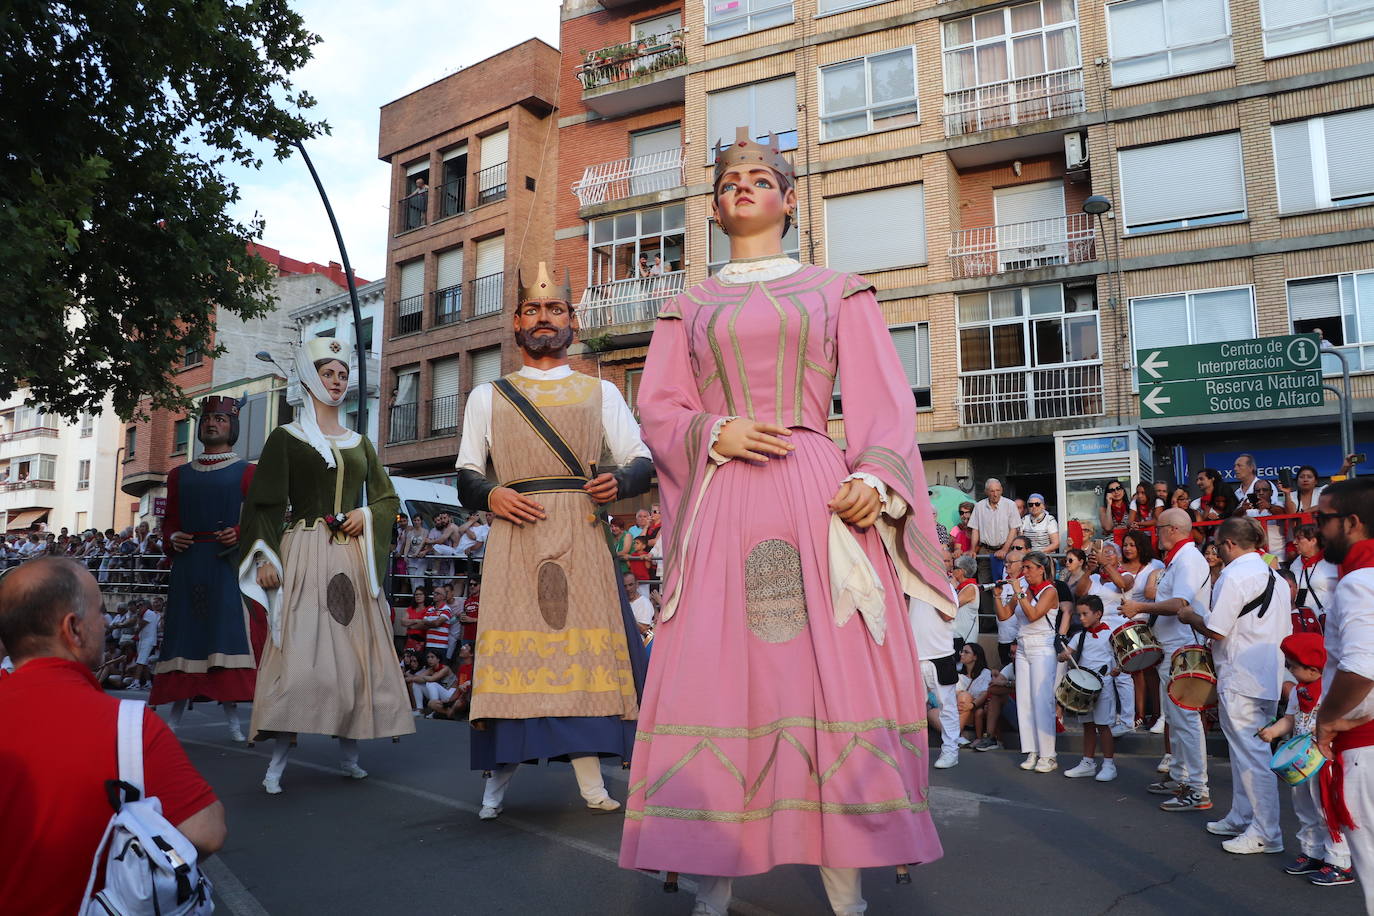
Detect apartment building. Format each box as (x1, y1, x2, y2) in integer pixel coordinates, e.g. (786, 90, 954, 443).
(558, 0, 1374, 516)
(377, 39, 559, 485)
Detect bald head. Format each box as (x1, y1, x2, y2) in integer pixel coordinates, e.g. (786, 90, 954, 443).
(1156, 507, 1193, 550)
(0, 557, 104, 667)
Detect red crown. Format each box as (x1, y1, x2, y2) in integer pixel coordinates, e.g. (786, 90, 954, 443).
(199, 396, 240, 417)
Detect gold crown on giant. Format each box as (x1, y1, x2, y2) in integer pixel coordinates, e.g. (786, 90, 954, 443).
(713, 126, 795, 188)
(517, 262, 572, 306)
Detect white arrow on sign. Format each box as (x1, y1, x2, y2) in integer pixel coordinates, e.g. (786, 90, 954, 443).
(1143, 386, 1171, 415)
(1139, 351, 1169, 379)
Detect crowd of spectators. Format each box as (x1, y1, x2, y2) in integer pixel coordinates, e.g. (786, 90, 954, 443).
(2, 522, 168, 587)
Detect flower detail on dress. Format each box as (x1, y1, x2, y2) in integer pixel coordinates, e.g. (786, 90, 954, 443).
(745, 539, 807, 643)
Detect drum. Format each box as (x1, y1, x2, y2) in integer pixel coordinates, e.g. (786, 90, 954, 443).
(1055, 668, 1103, 715)
(1110, 620, 1164, 673)
(1167, 644, 1218, 711)
(1270, 733, 1328, 786)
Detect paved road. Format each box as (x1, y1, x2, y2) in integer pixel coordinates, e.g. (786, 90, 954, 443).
(158, 699, 1362, 915)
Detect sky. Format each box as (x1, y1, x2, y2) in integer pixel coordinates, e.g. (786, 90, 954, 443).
(226, 0, 563, 282)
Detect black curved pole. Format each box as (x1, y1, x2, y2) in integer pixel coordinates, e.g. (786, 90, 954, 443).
(293, 139, 368, 436)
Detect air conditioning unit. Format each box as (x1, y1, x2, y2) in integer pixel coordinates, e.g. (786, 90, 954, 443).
(1065, 131, 1089, 169)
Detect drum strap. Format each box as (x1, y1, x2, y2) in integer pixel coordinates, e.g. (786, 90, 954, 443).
(1238, 572, 1278, 620)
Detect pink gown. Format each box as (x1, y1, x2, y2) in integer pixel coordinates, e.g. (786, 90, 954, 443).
(620, 264, 949, 876)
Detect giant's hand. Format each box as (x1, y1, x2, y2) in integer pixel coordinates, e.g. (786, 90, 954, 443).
(339, 509, 366, 537)
(169, 531, 193, 552)
(214, 527, 238, 547)
(584, 473, 618, 505)
(715, 418, 794, 462)
(489, 487, 546, 526)
(828, 479, 881, 529)
(256, 563, 281, 590)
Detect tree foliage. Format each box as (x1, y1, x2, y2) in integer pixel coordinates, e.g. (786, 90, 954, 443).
(0, 0, 326, 418)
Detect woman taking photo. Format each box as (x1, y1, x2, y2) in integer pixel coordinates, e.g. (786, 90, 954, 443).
(997, 550, 1059, 772)
(239, 337, 413, 794)
(1280, 464, 1325, 515)
(1099, 481, 1129, 542)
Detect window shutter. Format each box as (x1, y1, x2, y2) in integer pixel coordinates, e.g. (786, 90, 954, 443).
(825, 184, 925, 273)
(442, 143, 468, 162)
(706, 85, 751, 150)
(471, 347, 503, 387)
(481, 129, 509, 168)
(1131, 295, 1190, 353)
(1192, 287, 1255, 343)
(755, 77, 797, 137)
(1119, 133, 1245, 227)
(889, 325, 930, 389)
(1288, 276, 1341, 322)
(475, 237, 504, 278)
(432, 358, 461, 399)
(436, 248, 463, 290)
(631, 124, 681, 158)
(1324, 108, 1374, 202)
(399, 260, 424, 299)
(1273, 120, 1317, 214)
(405, 159, 429, 176)
(1108, 0, 1166, 61)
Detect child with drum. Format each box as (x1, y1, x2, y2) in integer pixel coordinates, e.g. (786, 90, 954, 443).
(1258, 634, 1353, 886)
(1059, 595, 1127, 782)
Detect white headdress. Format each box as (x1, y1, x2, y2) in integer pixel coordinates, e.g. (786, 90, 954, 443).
(294, 336, 349, 469)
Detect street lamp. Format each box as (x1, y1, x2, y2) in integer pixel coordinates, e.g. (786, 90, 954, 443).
(1083, 195, 1125, 422)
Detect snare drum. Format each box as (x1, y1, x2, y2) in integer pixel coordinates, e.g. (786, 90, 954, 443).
(1055, 668, 1103, 715)
(1110, 620, 1164, 673)
(1270, 733, 1328, 786)
(1167, 644, 1218, 711)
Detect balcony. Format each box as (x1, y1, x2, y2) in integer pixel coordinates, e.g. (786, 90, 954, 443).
(577, 29, 687, 118)
(572, 148, 686, 208)
(388, 402, 418, 445)
(475, 162, 507, 206)
(395, 294, 423, 336)
(471, 273, 505, 318)
(944, 70, 1085, 137)
(429, 394, 460, 437)
(440, 176, 466, 219)
(397, 189, 428, 232)
(0, 426, 59, 445)
(959, 363, 1103, 426)
(578, 271, 686, 331)
(949, 213, 1097, 279)
(433, 285, 462, 327)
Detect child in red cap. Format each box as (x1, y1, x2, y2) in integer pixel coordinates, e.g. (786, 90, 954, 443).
(1260, 633, 1353, 885)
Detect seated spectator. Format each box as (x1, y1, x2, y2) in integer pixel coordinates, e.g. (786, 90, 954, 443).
(951, 502, 974, 556)
(410, 649, 458, 718)
(956, 642, 991, 743)
(628, 535, 652, 597)
(972, 642, 1016, 751)
(429, 644, 474, 720)
(0, 557, 226, 913)
(403, 587, 430, 651)
(422, 586, 454, 658)
(625, 571, 655, 641)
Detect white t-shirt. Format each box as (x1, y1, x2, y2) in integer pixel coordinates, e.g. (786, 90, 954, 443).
(909, 596, 954, 661)
(1019, 512, 1058, 551)
(1013, 581, 1058, 640)
(137, 609, 159, 649)
(1204, 551, 1292, 701)
(1289, 555, 1338, 613)
(1148, 541, 1211, 649)
(954, 582, 980, 645)
(960, 668, 992, 700)
(1073, 612, 1127, 675)
(1326, 566, 1374, 722)
(629, 594, 655, 628)
(1087, 571, 1129, 613)
(1125, 559, 1164, 603)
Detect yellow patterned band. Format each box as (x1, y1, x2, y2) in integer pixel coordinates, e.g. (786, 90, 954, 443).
(473, 663, 635, 697)
(474, 627, 634, 697)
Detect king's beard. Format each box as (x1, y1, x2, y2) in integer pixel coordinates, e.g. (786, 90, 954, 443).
(515, 324, 575, 359)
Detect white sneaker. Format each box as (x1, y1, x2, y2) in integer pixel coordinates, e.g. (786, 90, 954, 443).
(412, 709, 422, 716)
(1150, 717, 1166, 734)
(1206, 820, 1246, 837)
(934, 748, 959, 769)
(228, 726, 246, 743)
(586, 796, 622, 813)
(1156, 753, 1175, 773)
(1111, 724, 1130, 737)
(957, 736, 972, 748)
(1096, 760, 1119, 782)
(1222, 833, 1283, 855)
(342, 762, 369, 780)
(1019, 753, 1039, 771)
(1064, 758, 1097, 778)
(262, 774, 282, 795)
(1034, 756, 1059, 774)
(479, 805, 502, 820)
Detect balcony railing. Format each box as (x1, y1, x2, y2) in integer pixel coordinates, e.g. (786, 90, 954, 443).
(398, 189, 428, 231)
(0, 427, 60, 444)
(949, 213, 1097, 279)
(578, 270, 686, 330)
(395, 294, 424, 335)
(433, 284, 462, 326)
(572, 148, 685, 208)
(1, 478, 56, 492)
(471, 272, 505, 317)
(959, 363, 1104, 426)
(576, 29, 687, 91)
(388, 402, 418, 444)
(429, 394, 460, 436)
(475, 162, 507, 206)
(944, 69, 1085, 137)
(440, 176, 466, 218)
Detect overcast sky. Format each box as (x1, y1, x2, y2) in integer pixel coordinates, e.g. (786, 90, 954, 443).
(226, 0, 562, 282)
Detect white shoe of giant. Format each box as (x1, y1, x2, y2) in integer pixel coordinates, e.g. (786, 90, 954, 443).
(262, 774, 282, 795)
(586, 796, 622, 813)
(342, 762, 369, 780)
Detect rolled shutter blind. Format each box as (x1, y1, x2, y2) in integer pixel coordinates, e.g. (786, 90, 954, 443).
(825, 184, 925, 273)
(436, 248, 463, 290)
(399, 259, 424, 299)
(471, 347, 503, 387)
(1325, 107, 1374, 202)
(1120, 133, 1245, 227)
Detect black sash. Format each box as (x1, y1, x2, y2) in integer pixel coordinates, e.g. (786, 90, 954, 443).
(492, 377, 588, 480)
(1238, 571, 1277, 620)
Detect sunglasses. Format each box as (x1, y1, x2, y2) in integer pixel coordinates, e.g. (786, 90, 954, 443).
(1028, 501, 1042, 506)
(1314, 511, 1350, 525)
(1107, 486, 1123, 493)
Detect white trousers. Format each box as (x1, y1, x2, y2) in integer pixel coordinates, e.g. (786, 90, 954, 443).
(1340, 746, 1374, 913)
(1217, 689, 1280, 843)
(920, 658, 960, 753)
(1015, 636, 1057, 759)
(1294, 762, 1351, 868)
(695, 868, 865, 916)
(1159, 653, 1208, 791)
(481, 756, 610, 808)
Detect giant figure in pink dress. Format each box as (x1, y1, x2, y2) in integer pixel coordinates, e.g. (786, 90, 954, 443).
(620, 128, 954, 915)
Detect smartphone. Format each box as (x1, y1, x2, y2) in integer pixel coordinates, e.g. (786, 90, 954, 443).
(1246, 493, 1260, 507)
(1355, 453, 1368, 466)
(1278, 467, 1293, 490)
(1089, 538, 1104, 554)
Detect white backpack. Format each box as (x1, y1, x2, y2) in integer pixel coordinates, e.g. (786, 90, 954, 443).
(82, 700, 215, 915)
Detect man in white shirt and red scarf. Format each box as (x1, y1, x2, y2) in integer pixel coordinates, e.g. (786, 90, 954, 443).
(1316, 478, 1374, 911)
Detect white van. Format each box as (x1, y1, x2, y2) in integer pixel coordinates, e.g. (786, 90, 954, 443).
(389, 475, 466, 528)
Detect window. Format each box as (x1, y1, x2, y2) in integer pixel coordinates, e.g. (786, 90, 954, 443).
(441, 144, 467, 218)
(825, 185, 926, 273)
(1107, 0, 1232, 85)
(707, 219, 800, 273)
(401, 159, 429, 231)
(430, 357, 461, 435)
(80, 412, 93, 438)
(1118, 132, 1246, 232)
(124, 427, 136, 459)
(389, 368, 420, 444)
(1273, 108, 1374, 214)
(833, 324, 932, 415)
(182, 344, 203, 368)
(588, 204, 686, 287)
(237, 393, 272, 461)
(435, 247, 464, 326)
(473, 236, 506, 317)
(14, 454, 57, 483)
(1260, 0, 1374, 58)
(396, 259, 424, 335)
(629, 124, 683, 197)
(818, 0, 887, 13)
(78, 459, 91, 491)
(1129, 286, 1254, 386)
(959, 284, 1101, 373)
(470, 347, 503, 389)
(625, 368, 644, 417)
(358, 317, 374, 353)
(477, 128, 509, 205)
(820, 48, 918, 141)
(705, 0, 793, 41)
(172, 419, 190, 455)
(705, 77, 798, 158)
(1288, 270, 1374, 372)
(14, 404, 46, 431)
(943, 0, 1081, 91)
(315, 327, 336, 338)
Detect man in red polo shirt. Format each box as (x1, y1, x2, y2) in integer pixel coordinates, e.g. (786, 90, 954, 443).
(0, 558, 226, 914)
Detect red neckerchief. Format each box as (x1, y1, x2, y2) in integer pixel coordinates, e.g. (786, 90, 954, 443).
(1028, 580, 1054, 598)
(1295, 681, 1322, 714)
(1322, 537, 1374, 841)
(956, 578, 978, 592)
(1301, 551, 1325, 570)
(1338, 538, 1374, 577)
(1087, 623, 1110, 636)
(1164, 539, 1189, 566)
(1110, 502, 1127, 524)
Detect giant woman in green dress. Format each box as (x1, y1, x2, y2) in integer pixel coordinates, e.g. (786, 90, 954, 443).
(239, 336, 414, 794)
